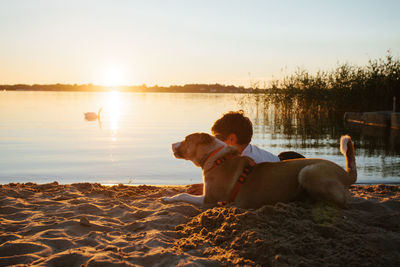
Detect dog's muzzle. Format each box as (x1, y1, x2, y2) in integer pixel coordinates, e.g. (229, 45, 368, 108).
(172, 142, 184, 158)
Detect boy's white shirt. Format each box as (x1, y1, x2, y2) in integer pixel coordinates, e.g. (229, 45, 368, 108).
(241, 144, 280, 163)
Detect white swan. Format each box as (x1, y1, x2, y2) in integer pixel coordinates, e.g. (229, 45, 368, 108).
(84, 107, 102, 121)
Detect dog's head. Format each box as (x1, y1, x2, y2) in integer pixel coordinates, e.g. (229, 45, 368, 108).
(172, 132, 224, 167)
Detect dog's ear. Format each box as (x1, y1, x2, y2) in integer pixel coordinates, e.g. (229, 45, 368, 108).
(186, 132, 214, 145)
(197, 133, 214, 144)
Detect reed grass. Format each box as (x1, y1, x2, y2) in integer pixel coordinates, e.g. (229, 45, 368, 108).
(264, 51, 400, 113)
(241, 52, 400, 141)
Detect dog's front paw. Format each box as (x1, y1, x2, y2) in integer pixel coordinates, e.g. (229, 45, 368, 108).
(161, 196, 174, 203)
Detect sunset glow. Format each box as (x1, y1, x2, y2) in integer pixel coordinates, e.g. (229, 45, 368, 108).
(101, 67, 127, 87)
(1, 1, 399, 87)
(1, 1, 400, 265)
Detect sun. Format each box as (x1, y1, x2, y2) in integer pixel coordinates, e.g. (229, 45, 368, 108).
(102, 66, 126, 87)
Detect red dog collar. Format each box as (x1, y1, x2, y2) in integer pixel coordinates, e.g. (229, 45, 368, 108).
(218, 159, 256, 206)
(200, 146, 225, 169)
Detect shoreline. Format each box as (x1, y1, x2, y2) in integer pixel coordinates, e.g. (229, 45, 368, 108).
(1, 182, 399, 266)
(3, 181, 400, 187)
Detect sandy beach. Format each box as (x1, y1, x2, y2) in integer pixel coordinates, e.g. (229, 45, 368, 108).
(0, 182, 399, 266)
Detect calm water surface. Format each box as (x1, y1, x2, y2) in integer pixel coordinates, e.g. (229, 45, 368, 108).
(1, 91, 399, 184)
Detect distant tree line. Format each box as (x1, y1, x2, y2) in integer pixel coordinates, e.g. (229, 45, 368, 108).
(3, 52, 399, 112)
(0, 83, 262, 94)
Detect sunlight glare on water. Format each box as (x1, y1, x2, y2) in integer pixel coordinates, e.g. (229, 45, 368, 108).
(106, 90, 121, 141)
(0, 91, 243, 185)
(0, 91, 399, 185)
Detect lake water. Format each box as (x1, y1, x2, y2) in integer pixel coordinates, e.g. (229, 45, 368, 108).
(1, 91, 399, 185)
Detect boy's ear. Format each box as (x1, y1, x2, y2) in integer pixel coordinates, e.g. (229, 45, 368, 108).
(226, 133, 238, 146)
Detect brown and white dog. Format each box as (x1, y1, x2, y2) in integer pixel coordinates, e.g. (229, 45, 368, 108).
(163, 133, 357, 208)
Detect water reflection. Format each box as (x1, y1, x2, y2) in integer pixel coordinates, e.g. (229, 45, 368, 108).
(0, 91, 398, 184)
(241, 95, 400, 182)
(106, 90, 121, 141)
(243, 95, 400, 153)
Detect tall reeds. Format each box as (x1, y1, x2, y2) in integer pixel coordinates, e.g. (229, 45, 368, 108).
(266, 52, 400, 113)
(241, 52, 400, 143)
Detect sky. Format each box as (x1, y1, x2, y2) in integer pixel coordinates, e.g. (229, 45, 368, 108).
(0, 0, 399, 87)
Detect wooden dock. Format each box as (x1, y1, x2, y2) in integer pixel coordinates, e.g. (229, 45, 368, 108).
(392, 112, 400, 129)
(344, 111, 400, 129)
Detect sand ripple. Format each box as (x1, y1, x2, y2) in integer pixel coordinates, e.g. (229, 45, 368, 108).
(0, 182, 399, 266)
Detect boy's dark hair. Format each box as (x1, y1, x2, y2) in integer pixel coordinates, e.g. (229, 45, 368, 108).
(211, 110, 253, 145)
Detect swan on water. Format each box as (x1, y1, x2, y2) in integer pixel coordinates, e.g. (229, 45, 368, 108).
(84, 107, 102, 121)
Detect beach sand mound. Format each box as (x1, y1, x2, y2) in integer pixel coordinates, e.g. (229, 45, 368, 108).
(0, 182, 400, 266)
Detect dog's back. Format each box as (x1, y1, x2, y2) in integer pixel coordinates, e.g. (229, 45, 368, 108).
(233, 159, 344, 208)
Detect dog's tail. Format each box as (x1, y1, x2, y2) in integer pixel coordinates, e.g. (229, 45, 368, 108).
(340, 135, 357, 185)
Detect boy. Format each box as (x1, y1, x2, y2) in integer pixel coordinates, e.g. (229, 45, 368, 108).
(187, 110, 304, 195)
(212, 110, 280, 163)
